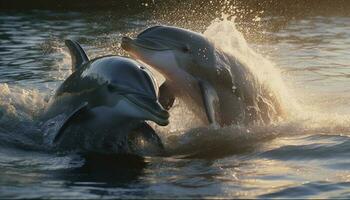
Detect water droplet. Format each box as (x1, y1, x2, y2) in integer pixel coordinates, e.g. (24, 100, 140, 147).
(232, 85, 237, 93)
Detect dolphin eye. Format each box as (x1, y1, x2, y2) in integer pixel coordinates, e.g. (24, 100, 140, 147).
(107, 84, 117, 92)
(181, 46, 190, 53)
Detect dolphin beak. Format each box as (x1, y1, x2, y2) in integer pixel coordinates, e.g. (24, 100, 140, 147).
(124, 94, 170, 126)
(122, 36, 171, 51)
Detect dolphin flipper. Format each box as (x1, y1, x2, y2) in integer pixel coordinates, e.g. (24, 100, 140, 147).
(53, 102, 89, 144)
(199, 80, 220, 127)
(65, 39, 89, 71)
(159, 81, 175, 110)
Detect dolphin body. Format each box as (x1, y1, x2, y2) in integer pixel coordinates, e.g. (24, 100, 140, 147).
(42, 40, 169, 155)
(121, 25, 285, 127)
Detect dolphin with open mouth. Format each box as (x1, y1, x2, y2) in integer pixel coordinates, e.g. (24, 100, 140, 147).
(121, 25, 285, 127)
(42, 39, 169, 155)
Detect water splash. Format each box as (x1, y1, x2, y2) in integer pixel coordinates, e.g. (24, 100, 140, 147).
(0, 84, 46, 149)
(0, 83, 46, 121)
(42, 39, 72, 82)
(204, 16, 297, 119)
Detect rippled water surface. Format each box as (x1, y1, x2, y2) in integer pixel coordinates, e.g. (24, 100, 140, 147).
(2, 6, 350, 199)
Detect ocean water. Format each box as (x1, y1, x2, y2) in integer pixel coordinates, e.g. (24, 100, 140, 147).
(2, 5, 350, 198)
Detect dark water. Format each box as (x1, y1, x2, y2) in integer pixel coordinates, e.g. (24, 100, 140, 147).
(2, 3, 350, 198)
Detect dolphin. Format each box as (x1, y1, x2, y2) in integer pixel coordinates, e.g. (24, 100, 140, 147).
(121, 25, 284, 127)
(42, 39, 169, 155)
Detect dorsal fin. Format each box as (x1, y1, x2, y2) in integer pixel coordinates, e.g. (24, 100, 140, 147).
(65, 39, 89, 71)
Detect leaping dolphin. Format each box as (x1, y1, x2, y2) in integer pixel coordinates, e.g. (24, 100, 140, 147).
(42, 39, 169, 155)
(121, 25, 285, 127)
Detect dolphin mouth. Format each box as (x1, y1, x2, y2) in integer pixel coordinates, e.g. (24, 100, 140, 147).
(122, 36, 172, 51)
(123, 94, 169, 126)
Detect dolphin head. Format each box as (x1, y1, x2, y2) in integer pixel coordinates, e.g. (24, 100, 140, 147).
(81, 56, 169, 126)
(121, 25, 216, 80)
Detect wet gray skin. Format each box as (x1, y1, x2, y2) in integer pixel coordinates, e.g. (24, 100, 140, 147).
(42, 40, 168, 154)
(121, 25, 284, 126)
